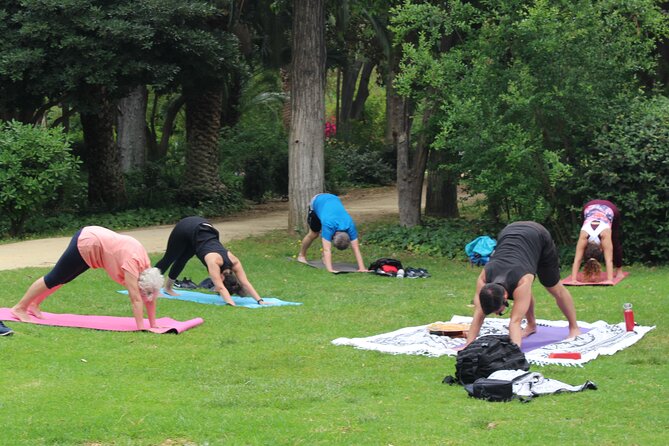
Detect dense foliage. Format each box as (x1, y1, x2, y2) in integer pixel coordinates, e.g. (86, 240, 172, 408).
(391, 0, 668, 243)
(576, 95, 669, 264)
(364, 218, 487, 260)
(325, 138, 395, 191)
(0, 121, 80, 236)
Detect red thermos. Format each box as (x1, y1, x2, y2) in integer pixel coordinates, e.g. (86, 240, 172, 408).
(623, 303, 635, 332)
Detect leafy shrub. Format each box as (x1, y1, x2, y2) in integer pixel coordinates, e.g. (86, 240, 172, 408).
(325, 138, 395, 190)
(0, 121, 80, 236)
(219, 110, 288, 203)
(364, 218, 488, 260)
(575, 95, 669, 264)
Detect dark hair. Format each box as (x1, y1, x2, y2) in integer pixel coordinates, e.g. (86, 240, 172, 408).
(332, 231, 351, 250)
(584, 242, 603, 261)
(223, 274, 243, 296)
(479, 283, 506, 315)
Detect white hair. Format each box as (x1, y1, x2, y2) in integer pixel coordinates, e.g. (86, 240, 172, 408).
(138, 267, 163, 301)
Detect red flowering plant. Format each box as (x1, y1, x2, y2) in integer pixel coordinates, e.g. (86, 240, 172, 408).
(325, 116, 337, 138)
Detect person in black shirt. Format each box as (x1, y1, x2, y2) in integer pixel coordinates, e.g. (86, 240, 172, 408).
(465, 221, 580, 347)
(156, 217, 268, 306)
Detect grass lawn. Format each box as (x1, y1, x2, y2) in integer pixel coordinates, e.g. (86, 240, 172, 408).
(1, 229, 667, 445)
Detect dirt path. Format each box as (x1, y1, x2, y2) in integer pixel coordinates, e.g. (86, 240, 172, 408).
(0, 187, 398, 271)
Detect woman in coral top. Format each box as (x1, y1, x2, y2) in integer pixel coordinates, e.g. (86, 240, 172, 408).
(11, 226, 163, 330)
(571, 199, 624, 284)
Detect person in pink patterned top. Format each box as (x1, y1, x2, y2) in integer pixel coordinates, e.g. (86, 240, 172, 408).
(11, 226, 163, 330)
(571, 199, 624, 284)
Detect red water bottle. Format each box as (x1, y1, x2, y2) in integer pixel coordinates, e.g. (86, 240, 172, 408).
(623, 303, 635, 332)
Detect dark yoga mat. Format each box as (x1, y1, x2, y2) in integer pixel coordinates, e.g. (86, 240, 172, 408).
(289, 257, 366, 274)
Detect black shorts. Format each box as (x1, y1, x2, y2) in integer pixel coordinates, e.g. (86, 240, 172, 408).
(307, 209, 322, 233)
(536, 234, 561, 288)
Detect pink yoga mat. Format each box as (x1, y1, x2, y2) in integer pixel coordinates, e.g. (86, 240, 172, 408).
(0, 308, 203, 334)
(562, 271, 629, 286)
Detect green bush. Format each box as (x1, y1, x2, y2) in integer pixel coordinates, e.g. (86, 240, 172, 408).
(364, 217, 487, 260)
(219, 113, 288, 204)
(0, 121, 80, 236)
(576, 95, 669, 264)
(325, 138, 395, 191)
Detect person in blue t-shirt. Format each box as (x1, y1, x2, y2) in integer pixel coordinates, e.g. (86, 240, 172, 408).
(297, 193, 367, 273)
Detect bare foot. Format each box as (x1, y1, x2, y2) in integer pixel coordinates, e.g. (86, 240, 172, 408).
(566, 327, 582, 340)
(11, 306, 33, 322)
(164, 288, 180, 296)
(296, 256, 308, 264)
(522, 324, 537, 338)
(28, 305, 44, 319)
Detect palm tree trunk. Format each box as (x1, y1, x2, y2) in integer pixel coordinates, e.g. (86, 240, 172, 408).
(80, 87, 126, 209)
(181, 88, 225, 203)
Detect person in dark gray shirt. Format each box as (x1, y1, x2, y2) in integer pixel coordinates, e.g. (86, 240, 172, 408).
(465, 221, 581, 347)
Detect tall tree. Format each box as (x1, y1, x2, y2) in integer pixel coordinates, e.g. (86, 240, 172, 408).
(181, 87, 226, 201)
(392, 0, 667, 239)
(288, 0, 326, 233)
(1, 0, 243, 209)
(117, 86, 148, 173)
(425, 149, 459, 218)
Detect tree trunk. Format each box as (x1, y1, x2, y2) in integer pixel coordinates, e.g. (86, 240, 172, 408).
(351, 61, 374, 120)
(337, 59, 362, 139)
(389, 52, 430, 227)
(288, 0, 326, 234)
(395, 103, 432, 227)
(154, 95, 185, 160)
(117, 85, 148, 173)
(181, 87, 225, 203)
(80, 88, 126, 209)
(425, 149, 460, 218)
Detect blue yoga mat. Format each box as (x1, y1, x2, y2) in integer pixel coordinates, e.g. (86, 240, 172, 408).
(118, 289, 302, 309)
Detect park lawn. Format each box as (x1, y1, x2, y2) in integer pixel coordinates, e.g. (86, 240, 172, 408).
(0, 230, 667, 446)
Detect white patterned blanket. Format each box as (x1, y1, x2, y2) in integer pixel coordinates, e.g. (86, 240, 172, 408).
(331, 315, 655, 366)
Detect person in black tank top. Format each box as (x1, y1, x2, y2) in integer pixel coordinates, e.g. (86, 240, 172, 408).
(464, 222, 581, 347)
(156, 216, 269, 306)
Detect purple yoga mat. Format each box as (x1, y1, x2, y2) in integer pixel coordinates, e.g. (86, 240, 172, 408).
(520, 325, 591, 353)
(0, 308, 203, 334)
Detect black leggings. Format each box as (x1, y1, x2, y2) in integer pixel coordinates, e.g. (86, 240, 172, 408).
(155, 219, 199, 280)
(44, 229, 90, 289)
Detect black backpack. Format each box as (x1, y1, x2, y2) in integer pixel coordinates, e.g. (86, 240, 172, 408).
(454, 335, 529, 385)
(368, 258, 403, 272)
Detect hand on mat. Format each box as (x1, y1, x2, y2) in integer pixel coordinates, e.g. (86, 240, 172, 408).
(221, 295, 237, 306)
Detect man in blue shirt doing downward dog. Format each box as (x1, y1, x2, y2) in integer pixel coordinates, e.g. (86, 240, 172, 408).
(297, 193, 367, 273)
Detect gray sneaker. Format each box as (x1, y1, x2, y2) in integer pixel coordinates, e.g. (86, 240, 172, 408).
(0, 321, 14, 336)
